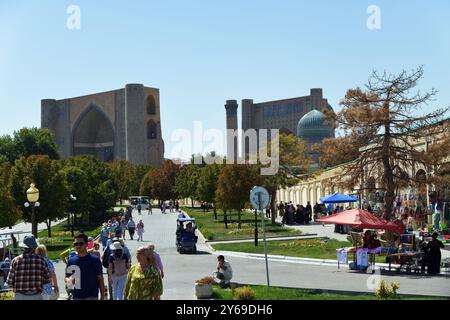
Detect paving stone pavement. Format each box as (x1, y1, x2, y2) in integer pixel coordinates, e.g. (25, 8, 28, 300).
(52, 208, 450, 300)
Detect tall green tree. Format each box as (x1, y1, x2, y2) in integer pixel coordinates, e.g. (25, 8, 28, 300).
(10, 155, 68, 237)
(109, 160, 135, 204)
(216, 164, 262, 229)
(174, 164, 200, 208)
(133, 164, 153, 195)
(139, 169, 155, 200)
(60, 165, 90, 231)
(0, 162, 21, 228)
(65, 156, 116, 223)
(196, 164, 222, 219)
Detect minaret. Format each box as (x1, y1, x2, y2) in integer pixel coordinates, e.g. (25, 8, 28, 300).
(225, 100, 238, 163)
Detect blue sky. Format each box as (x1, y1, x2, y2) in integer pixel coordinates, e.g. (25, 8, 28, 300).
(1, 0, 449, 158)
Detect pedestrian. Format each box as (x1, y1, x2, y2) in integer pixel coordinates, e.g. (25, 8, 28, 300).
(175, 200, 179, 212)
(127, 217, 136, 240)
(278, 201, 285, 219)
(35, 245, 59, 300)
(214, 255, 233, 288)
(108, 242, 131, 300)
(124, 246, 163, 300)
(169, 200, 173, 213)
(101, 223, 109, 249)
(65, 233, 105, 300)
(137, 203, 142, 215)
(7, 235, 51, 300)
(147, 243, 164, 279)
(87, 237, 94, 251)
(148, 201, 153, 215)
(121, 218, 127, 239)
(136, 220, 145, 242)
(89, 242, 101, 259)
(427, 232, 445, 274)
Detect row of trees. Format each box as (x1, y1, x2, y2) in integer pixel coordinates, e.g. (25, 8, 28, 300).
(0, 129, 155, 236)
(139, 135, 312, 228)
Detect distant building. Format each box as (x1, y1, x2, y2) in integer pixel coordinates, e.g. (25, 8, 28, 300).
(225, 88, 335, 160)
(41, 84, 164, 167)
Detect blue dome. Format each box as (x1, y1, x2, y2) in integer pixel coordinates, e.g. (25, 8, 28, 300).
(296, 109, 334, 141)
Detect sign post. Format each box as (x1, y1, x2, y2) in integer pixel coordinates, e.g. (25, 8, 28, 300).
(250, 186, 270, 287)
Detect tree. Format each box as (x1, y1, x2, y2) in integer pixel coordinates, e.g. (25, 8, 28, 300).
(108, 160, 135, 204)
(10, 155, 68, 237)
(260, 133, 312, 224)
(139, 169, 155, 200)
(60, 165, 90, 234)
(147, 160, 180, 203)
(174, 164, 200, 208)
(0, 135, 19, 164)
(319, 67, 450, 220)
(132, 164, 153, 195)
(0, 127, 60, 164)
(13, 127, 60, 160)
(65, 156, 116, 223)
(0, 162, 21, 228)
(196, 164, 222, 219)
(216, 164, 262, 229)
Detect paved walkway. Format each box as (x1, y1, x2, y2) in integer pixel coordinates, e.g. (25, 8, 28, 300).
(52, 209, 450, 299)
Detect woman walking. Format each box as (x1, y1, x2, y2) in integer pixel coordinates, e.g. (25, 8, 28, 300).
(136, 220, 144, 242)
(35, 245, 59, 300)
(124, 246, 163, 300)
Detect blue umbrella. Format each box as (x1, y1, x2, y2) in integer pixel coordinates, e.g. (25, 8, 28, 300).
(320, 193, 358, 204)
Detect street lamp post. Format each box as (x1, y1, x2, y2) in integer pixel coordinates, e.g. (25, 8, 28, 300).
(69, 194, 77, 237)
(25, 183, 40, 237)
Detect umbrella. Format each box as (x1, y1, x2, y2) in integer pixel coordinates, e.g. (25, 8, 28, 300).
(319, 193, 358, 204)
(317, 208, 402, 233)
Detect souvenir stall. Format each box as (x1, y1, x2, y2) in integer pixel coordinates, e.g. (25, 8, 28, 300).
(318, 209, 403, 273)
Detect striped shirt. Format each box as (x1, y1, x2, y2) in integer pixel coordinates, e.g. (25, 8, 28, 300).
(7, 252, 51, 293)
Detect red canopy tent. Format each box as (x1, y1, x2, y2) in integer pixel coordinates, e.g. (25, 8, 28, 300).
(318, 209, 403, 271)
(317, 208, 403, 233)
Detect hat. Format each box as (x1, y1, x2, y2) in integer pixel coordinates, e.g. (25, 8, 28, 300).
(111, 242, 123, 251)
(112, 237, 120, 243)
(88, 237, 93, 241)
(19, 235, 39, 249)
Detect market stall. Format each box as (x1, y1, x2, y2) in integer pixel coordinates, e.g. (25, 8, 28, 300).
(318, 209, 403, 273)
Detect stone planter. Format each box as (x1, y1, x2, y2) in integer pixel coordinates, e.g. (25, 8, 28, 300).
(195, 283, 213, 299)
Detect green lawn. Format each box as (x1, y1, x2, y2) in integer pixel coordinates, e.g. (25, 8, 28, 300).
(183, 207, 302, 241)
(37, 220, 103, 260)
(212, 285, 443, 300)
(211, 238, 388, 263)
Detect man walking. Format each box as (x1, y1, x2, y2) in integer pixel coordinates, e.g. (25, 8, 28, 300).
(7, 235, 51, 300)
(65, 233, 105, 300)
(127, 217, 136, 240)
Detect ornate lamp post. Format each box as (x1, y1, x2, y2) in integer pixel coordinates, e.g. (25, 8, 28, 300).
(25, 183, 40, 237)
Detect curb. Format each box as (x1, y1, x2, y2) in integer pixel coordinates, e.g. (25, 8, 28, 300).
(205, 234, 319, 244)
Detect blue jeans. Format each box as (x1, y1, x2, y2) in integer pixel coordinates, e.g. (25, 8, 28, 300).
(101, 236, 108, 248)
(112, 274, 127, 300)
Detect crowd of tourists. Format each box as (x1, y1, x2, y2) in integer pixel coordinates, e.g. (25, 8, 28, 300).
(5, 206, 164, 300)
(278, 201, 333, 225)
(161, 199, 179, 214)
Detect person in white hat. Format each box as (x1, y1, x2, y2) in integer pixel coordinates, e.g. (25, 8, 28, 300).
(108, 242, 130, 300)
(7, 235, 51, 300)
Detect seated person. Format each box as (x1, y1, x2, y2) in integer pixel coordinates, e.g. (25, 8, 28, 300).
(185, 222, 196, 234)
(214, 255, 233, 288)
(363, 230, 373, 248)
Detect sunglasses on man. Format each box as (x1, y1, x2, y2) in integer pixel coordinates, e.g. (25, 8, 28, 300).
(73, 242, 86, 246)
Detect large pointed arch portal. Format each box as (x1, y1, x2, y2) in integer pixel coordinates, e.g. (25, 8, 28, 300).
(72, 105, 114, 162)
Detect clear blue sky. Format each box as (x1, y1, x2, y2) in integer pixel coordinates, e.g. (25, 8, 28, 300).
(1, 0, 449, 158)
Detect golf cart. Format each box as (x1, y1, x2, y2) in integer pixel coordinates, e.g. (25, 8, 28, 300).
(0, 229, 26, 289)
(176, 218, 198, 254)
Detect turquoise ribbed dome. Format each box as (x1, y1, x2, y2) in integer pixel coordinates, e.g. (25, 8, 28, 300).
(296, 109, 334, 140)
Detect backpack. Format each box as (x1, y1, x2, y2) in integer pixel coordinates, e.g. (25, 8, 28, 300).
(111, 252, 128, 276)
(102, 246, 111, 269)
